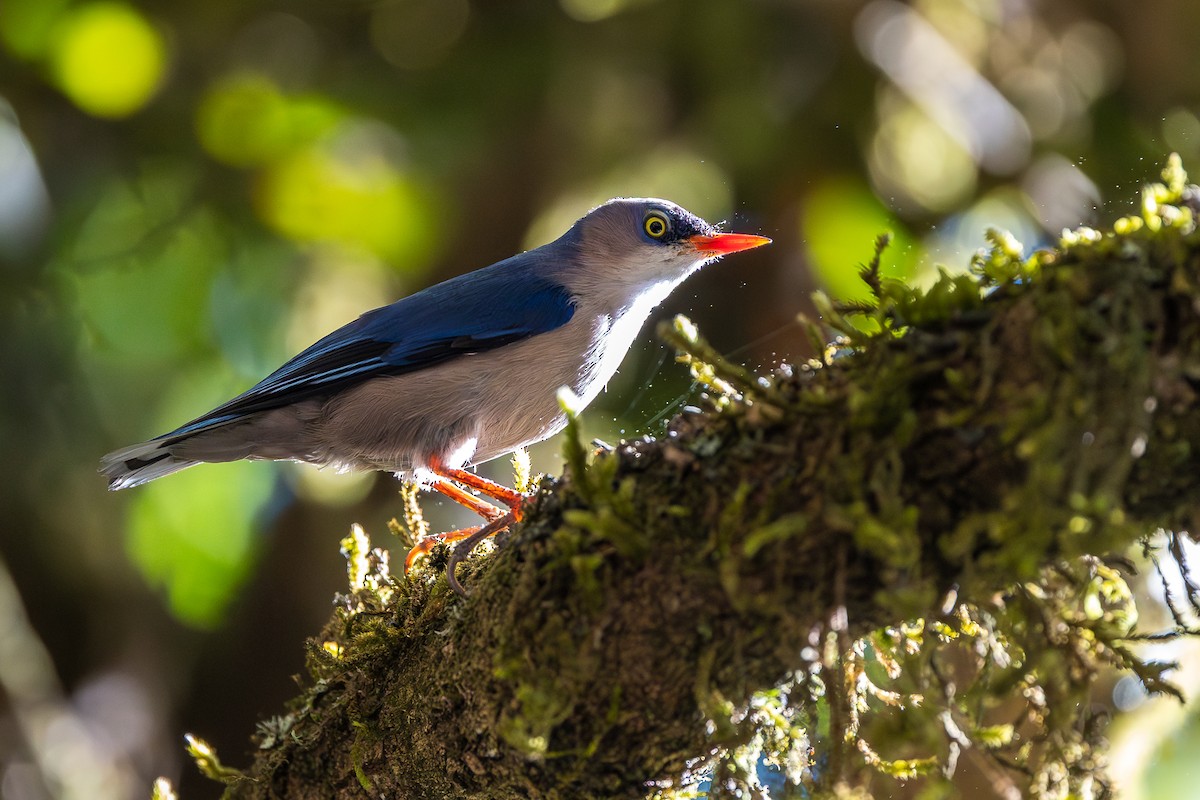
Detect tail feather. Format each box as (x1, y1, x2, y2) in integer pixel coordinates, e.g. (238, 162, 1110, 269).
(100, 440, 201, 490)
(100, 403, 322, 489)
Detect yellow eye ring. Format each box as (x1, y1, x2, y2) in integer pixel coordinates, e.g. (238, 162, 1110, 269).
(644, 213, 668, 239)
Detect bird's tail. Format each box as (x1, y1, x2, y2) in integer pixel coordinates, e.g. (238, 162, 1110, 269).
(100, 439, 200, 490)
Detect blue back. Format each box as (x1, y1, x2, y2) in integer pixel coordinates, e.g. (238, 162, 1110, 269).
(161, 250, 578, 441)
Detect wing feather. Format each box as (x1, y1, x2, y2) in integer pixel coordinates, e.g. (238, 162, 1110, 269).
(160, 264, 576, 443)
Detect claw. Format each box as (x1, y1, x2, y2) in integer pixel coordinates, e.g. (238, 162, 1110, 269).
(446, 512, 516, 596)
(403, 524, 481, 572)
(403, 457, 528, 592)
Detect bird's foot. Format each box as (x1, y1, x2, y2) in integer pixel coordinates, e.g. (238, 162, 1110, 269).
(445, 511, 515, 596)
(402, 511, 516, 597)
(404, 457, 529, 594)
(403, 523, 482, 572)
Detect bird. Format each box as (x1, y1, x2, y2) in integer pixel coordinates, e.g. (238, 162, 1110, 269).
(100, 197, 770, 588)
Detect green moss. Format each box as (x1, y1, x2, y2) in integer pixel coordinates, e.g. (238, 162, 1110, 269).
(642, 156, 1200, 798)
(210, 157, 1200, 800)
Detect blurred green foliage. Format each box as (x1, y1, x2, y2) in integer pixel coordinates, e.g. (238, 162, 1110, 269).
(127, 462, 272, 627)
(2, 0, 1200, 795)
(801, 177, 919, 300)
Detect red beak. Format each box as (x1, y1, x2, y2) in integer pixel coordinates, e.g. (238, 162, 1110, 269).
(688, 232, 772, 256)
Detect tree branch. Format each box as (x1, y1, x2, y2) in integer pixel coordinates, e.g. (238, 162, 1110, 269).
(211, 158, 1200, 799)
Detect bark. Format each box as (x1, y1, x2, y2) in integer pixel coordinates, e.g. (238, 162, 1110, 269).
(213, 162, 1200, 799)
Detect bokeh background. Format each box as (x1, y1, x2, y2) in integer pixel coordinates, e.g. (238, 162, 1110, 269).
(2, 0, 1200, 797)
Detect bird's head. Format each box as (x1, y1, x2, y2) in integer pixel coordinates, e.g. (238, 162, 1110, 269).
(565, 198, 770, 292)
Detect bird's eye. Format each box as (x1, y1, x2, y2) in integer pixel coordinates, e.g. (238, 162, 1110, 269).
(644, 213, 669, 239)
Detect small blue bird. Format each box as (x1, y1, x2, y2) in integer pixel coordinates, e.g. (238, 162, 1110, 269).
(101, 198, 769, 579)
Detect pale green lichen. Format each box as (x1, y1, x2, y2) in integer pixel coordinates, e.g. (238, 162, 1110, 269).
(151, 777, 178, 800)
(184, 733, 243, 785)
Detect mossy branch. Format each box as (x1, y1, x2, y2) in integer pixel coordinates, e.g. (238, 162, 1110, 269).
(213, 157, 1200, 799)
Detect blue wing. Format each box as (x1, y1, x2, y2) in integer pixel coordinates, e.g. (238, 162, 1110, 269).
(160, 258, 576, 442)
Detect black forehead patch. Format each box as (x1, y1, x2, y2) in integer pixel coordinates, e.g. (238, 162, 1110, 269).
(651, 203, 713, 243)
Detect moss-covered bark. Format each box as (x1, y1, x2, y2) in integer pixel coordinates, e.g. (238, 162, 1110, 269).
(207, 159, 1200, 799)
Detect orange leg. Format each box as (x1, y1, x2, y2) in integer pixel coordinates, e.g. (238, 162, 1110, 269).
(430, 479, 504, 521)
(428, 456, 525, 518)
(404, 458, 530, 587)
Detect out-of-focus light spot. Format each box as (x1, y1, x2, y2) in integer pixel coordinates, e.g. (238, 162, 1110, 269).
(923, 190, 1041, 270)
(370, 0, 469, 71)
(1060, 21, 1123, 101)
(49, 2, 167, 119)
(990, 19, 1120, 143)
(868, 98, 977, 214)
(1021, 154, 1100, 233)
(523, 145, 731, 250)
(287, 465, 375, 507)
(0, 0, 72, 59)
(0, 102, 51, 262)
(918, 0, 989, 63)
(856, 0, 1031, 174)
(197, 75, 288, 166)
(207, 242, 295, 378)
(73, 671, 151, 747)
(1007, 65, 1067, 139)
(1163, 108, 1200, 162)
(73, 232, 215, 359)
(801, 177, 919, 301)
(1112, 675, 1148, 712)
(196, 73, 342, 167)
(257, 122, 438, 263)
(0, 551, 137, 796)
(228, 13, 323, 88)
(559, 0, 646, 23)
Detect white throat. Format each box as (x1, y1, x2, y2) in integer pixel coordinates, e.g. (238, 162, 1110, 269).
(574, 273, 693, 408)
